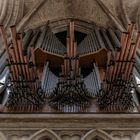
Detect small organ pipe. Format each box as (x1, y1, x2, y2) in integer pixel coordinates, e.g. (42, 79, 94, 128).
(107, 28, 121, 50)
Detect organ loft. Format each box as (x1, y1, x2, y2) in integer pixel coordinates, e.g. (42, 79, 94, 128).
(0, 0, 140, 140)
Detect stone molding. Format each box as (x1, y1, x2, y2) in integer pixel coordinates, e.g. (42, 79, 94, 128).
(0, 114, 140, 139)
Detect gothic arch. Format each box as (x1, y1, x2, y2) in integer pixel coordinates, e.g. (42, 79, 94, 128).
(0, 131, 7, 140)
(25, 18, 95, 34)
(29, 128, 61, 140)
(81, 129, 113, 140)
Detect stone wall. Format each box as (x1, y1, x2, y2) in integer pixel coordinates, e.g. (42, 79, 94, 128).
(0, 114, 140, 140)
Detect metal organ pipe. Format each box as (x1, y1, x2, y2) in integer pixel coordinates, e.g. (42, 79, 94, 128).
(41, 61, 49, 92)
(107, 28, 121, 50)
(29, 30, 41, 47)
(84, 63, 101, 96)
(0, 68, 9, 94)
(36, 26, 48, 49)
(0, 48, 5, 58)
(23, 29, 33, 55)
(100, 29, 114, 52)
(94, 28, 106, 49)
(43, 29, 51, 51)
(2, 88, 10, 106)
(0, 52, 7, 74)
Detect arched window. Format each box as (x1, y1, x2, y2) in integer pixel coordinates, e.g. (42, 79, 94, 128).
(29, 129, 61, 140)
(81, 129, 113, 140)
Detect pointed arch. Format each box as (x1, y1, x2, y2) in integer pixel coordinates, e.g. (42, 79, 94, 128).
(0, 131, 7, 140)
(29, 128, 61, 140)
(81, 129, 113, 140)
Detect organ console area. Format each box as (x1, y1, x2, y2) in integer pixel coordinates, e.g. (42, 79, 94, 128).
(0, 20, 140, 112)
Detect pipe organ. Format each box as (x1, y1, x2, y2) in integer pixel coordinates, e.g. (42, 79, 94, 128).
(0, 20, 140, 112)
(0, 25, 45, 111)
(97, 23, 140, 112)
(47, 21, 92, 112)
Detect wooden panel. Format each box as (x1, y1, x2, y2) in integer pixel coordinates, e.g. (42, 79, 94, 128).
(34, 48, 64, 67)
(79, 48, 107, 67)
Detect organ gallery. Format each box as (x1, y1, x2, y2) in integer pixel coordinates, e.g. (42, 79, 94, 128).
(0, 0, 140, 140)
